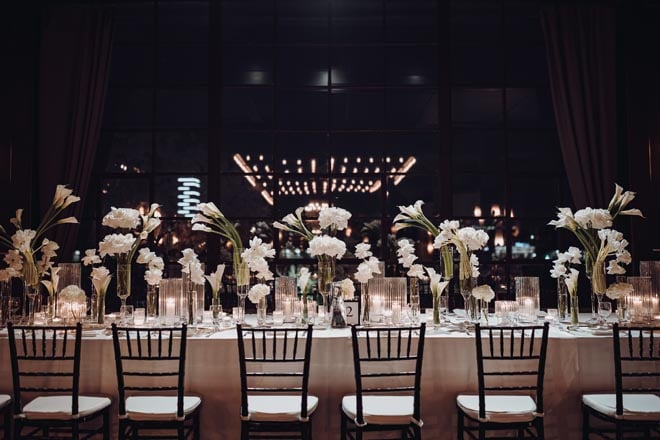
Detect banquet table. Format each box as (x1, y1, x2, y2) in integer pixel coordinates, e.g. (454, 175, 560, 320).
(0, 316, 633, 440)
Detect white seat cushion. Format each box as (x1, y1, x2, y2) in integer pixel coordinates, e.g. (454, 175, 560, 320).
(456, 395, 538, 423)
(125, 396, 201, 421)
(583, 394, 660, 421)
(23, 396, 110, 420)
(342, 395, 418, 426)
(0, 394, 10, 409)
(246, 395, 318, 422)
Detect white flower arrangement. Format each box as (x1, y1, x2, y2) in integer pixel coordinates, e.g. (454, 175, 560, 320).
(247, 283, 270, 304)
(338, 278, 355, 300)
(318, 206, 352, 231)
(273, 207, 314, 241)
(40, 266, 61, 297)
(298, 267, 311, 293)
(425, 267, 450, 297)
(102, 207, 141, 230)
(99, 233, 136, 257)
(433, 220, 488, 281)
(606, 282, 633, 301)
(205, 264, 226, 299)
(308, 235, 346, 259)
(90, 266, 112, 296)
(471, 284, 495, 302)
(353, 243, 381, 284)
(396, 239, 427, 280)
(241, 237, 275, 281)
(59, 285, 87, 305)
(178, 248, 205, 285)
(550, 247, 582, 279)
(0, 185, 78, 286)
(564, 268, 580, 296)
(191, 202, 244, 270)
(597, 229, 632, 275)
(82, 249, 101, 266)
(136, 248, 164, 286)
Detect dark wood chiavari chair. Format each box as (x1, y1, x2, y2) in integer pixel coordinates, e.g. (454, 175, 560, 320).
(0, 393, 11, 439)
(7, 322, 111, 440)
(582, 323, 660, 439)
(457, 322, 549, 440)
(236, 324, 316, 440)
(111, 323, 201, 440)
(340, 323, 426, 440)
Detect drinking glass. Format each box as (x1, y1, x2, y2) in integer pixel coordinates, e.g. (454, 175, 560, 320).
(598, 301, 612, 328)
(120, 305, 134, 326)
(438, 296, 448, 322)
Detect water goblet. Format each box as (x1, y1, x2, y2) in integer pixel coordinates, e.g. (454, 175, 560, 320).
(598, 301, 612, 328)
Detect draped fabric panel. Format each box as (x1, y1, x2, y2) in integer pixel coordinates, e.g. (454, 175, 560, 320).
(541, 3, 617, 209)
(38, 5, 114, 259)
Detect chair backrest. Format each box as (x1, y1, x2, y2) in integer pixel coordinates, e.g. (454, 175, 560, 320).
(474, 323, 549, 420)
(350, 324, 426, 426)
(7, 322, 83, 416)
(613, 323, 660, 416)
(236, 324, 314, 421)
(111, 324, 188, 419)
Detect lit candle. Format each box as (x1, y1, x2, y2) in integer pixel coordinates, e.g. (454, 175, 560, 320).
(273, 310, 284, 326)
(392, 303, 402, 325)
(372, 297, 383, 317)
(283, 299, 293, 322)
(317, 305, 326, 321)
(165, 298, 176, 323)
(383, 309, 393, 325)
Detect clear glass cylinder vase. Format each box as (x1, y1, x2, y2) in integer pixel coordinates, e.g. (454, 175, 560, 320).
(570, 295, 580, 326)
(116, 256, 131, 307)
(95, 291, 106, 325)
(317, 258, 336, 314)
(361, 282, 370, 325)
(257, 297, 267, 325)
(146, 285, 158, 320)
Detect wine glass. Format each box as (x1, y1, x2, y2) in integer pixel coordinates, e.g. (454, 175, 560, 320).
(598, 301, 612, 328)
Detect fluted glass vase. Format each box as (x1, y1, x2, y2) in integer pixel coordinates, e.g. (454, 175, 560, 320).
(317, 257, 335, 317)
(116, 254, 131, 308)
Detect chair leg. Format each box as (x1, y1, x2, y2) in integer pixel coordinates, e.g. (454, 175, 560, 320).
(103, 409, 110, 440)
(72, 420, 80, 440)
(457, 411, 464, 440)
(12, 420, 19, 440)
(340, 412, 347, 440)
(241, 421, 249, 440)
(536, 418, 545, 440)
(177, 424, 185, 440)
(413, 424, 422, 440)
(194, 412, 201, 440)
(3, 409, 10, 440)
(479, 426, 486, 440)
(615, 422, 623, 440)
(582, 406, 590, 440)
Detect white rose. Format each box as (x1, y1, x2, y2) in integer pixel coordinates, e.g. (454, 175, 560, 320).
(98, 234, 136, 257)
(102, 207, 140, 230)
(144, 269, 163, 286)
(472, 284, 495, 302)
(318, 206, 352, 230)
(339, 278, 355, 300)
(248, 283, 270, 304)
(308, 236, 346, 259)
(354, 243, 372, 260)
(606, 282, 633, 301)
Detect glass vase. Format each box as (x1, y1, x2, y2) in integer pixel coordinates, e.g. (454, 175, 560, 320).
(211, 297, 222, 326)
(615, 297, 627, 323)
(459, 276, 476, 325)
(116, 255, 131, 308)
(235, 261, 250, 324)
(317, 257, 335, 318)
(257, 297, 267, 325)
(408, 278, 420, 324)
(330, 285, 347, 328)
(95, 291, 106, 325)
(432, 287, 441, 326)
(360, 282, 370, 325)
(557, 277, 568, 322)
(146, 285, 158, 321)
(570, 295, 580, 326)
(24, 283, 39, 325)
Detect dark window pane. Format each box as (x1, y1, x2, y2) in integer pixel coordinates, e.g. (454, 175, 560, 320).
(276, 133, 329, 173)
(386, 0, 437, 43)
(332, 0, 383, 43)
(159, 46, 209, 85)
(387, 175, 436, 214)
(222, 47, 273, 86)
(452, 44, 501, 84)
(504, 2, 544, 45)
(222, 0, 274, 43)
(100, 132, 152, 174)
(451, 88, 502, 127)
(154, 175, 207, 218)
(331, 90, 385, 129)
(114, 4, 154, 44)
(101, 178, 150, 213)
(386, 89, 438, 129)
(222, 88, 273, 129)
(278, 0, 329, 43)
(155, 131, 208, 172)
(275, 177, 330, 217)
(507, 46, 548, 84)
(331, 47, 384, 86)
(452, 129, 505, 172)
(511, 219, 559, 261)
(451, 1, 501, 44)
(220, 174, 273, 217)
(110, 45, 154, 85)
(154, 219, 209, 266)
(330, 175, 382, 217)
(452, 173, 505, 217)
(158, 2, 209, 43)
(382, 133, 440, 175)
(104, 88, 153, 129)
(506, 88, 554, 127)
(510, 176, 560, 218)
(221, 132, 273, 172)
(277, 90, 327, 129)
(387, 47, 438, 85)
(508, 130, 560, 173)
(278, 48, 328, 87)
(329, 133, 385, 175)
(157, 88, 208, 128)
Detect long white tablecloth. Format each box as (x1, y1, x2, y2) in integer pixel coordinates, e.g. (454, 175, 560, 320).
(0, 317, 621, 440)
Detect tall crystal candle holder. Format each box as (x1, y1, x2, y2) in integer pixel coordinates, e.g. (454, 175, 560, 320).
(626, 276, 653, 323)
(640, 261, 660, 318)
(515, 276, 540, 323)
(275, 276, 297, 313)
(57, 263, 81, 317)
(159, 278, 183, 325)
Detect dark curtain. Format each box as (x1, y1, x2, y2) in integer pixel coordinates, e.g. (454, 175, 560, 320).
(38, 6, 114, 260)
(541, 3, 617, 208)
